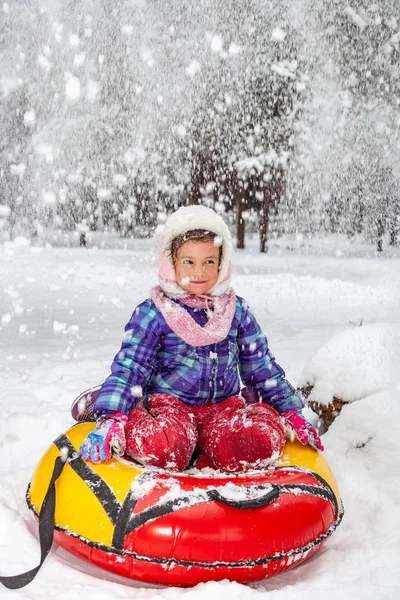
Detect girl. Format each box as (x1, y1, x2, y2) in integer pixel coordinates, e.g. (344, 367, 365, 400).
(80, 205, 323, 472)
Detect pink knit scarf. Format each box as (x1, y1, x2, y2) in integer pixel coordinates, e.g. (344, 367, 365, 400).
(151, 286, 237, 347)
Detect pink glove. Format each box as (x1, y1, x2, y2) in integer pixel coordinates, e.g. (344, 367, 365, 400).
(79, 413, 128, 464)
(283, 409, 324, 451)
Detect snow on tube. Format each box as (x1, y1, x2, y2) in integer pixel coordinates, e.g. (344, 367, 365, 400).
(27, 422, 343, 587)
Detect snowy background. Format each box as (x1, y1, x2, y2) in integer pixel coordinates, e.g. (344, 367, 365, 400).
(1, 0, 400, 249)
(1, 234, 400, 599)
(1, 0, 400, 597)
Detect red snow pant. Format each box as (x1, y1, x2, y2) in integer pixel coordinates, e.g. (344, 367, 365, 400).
(124, 394, 286, 473)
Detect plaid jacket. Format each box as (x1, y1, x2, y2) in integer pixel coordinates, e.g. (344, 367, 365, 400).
(94, 296, 304, 417)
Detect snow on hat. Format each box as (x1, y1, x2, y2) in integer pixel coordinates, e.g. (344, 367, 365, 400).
(158, 205, 232, 297)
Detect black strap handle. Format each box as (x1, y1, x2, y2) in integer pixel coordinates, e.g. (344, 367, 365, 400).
(208, 486, 280, 510)
(0, 454, 68, 589)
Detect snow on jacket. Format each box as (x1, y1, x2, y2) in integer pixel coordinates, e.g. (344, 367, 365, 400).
(94, 295, 304, 417)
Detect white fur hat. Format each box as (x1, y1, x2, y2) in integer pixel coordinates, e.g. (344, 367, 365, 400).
(158, 205, 233, 297)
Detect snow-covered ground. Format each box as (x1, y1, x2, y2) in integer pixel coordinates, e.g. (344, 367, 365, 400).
(1, 234, 400, 600)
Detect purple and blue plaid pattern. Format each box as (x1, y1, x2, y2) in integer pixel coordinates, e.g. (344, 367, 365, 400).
(94, 297, 304, 417)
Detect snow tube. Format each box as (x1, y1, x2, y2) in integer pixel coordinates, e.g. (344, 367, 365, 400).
(27, 423, 343, 587)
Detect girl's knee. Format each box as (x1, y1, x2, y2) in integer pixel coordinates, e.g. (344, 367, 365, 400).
(200, 401, 285, 473)
(124, 395, 197, 471)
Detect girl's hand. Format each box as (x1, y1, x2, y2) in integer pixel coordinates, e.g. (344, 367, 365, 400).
(79, 413, 128, 463)
(283, 409, 324, 451)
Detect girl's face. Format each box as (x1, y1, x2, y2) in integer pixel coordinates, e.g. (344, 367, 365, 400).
(174, 240, 220, 295)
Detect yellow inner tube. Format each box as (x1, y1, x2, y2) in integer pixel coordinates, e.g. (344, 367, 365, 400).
(29, 422, 340, 548)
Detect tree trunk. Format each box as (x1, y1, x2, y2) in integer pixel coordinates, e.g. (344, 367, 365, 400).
(236, 197, 245, 249)
(389, 227, 398, 247)
(260, 177, 274, 253)
(376, 217, 384, 252)
(260, 188, 270, 253)
(188, 165, 202, 205)
(9, 215, 16, 241)
(260, 210, 269, 253)
(389, 207, 399, 247)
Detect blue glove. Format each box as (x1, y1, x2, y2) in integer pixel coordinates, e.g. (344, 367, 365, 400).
(79, 413, 128, 464)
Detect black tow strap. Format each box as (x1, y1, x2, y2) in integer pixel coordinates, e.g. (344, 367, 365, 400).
(0, 454, 67, 590)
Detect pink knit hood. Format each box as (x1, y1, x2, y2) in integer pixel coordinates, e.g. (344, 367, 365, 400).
(157, 205, 233, 298)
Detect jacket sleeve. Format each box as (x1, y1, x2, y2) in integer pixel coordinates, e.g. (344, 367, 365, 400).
(237, 300, 304, 414)
(93, 300, 161, 417)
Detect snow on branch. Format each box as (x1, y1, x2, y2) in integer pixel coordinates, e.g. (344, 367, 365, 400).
(344, 6, 369, 31)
